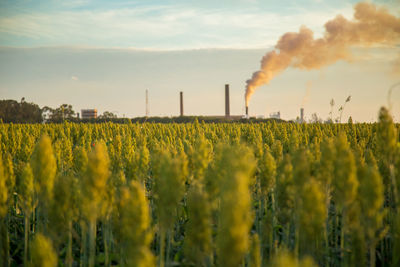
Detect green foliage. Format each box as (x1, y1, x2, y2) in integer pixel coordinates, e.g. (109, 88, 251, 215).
(82, 141, 110, 220)
(30, 233, 57, 267)
(217, 145, 255, 267)
(298, 179, 327, 254)
(0, 154, 7, 217)
(377, 107, 397, 165)
(184, 182, 212, 266)
(188, 135, 212, 182)
(30, 135, 57, 204)
(357, 152, 385, 265)
(0, 108, 399, 266)
(73, 146, 88, 175)
(48, 175, 77, 245)
(259, 149, 276, 196)
(0, 99, 43, 123)
(117, 181, 155, 267)
(153, 151, 187, 232)
(275, 154, 294, 226)
(271, 250, 316, 267)
(17, 163, 35, 214)
(249, 234, 261, 267)
(332, 133, 358, 211)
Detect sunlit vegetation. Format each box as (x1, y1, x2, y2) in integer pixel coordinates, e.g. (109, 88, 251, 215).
(0, 107, 399, 267)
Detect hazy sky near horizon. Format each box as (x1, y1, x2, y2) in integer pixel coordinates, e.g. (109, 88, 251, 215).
(0, 0, 399, 121)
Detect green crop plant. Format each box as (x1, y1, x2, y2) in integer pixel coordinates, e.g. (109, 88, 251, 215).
(116, 181, 154, 267)
(30, 135, 57, 233)
(297, 179, 327, 260)
(183, 182, 212, 266)
(249, 234, 261, 267)
(30, 233, 57, 267)
(275, 154, 295, 246)
(17, 163, 35, 266)
(0, 106, 398, 266)
(357, 152, 385, 267)
(153, 151, 187, 267)
(332, 132, 358, 264)
(217, 145, 255, 267)
(270, 250, 316, 267)
(81, 141, 110, 267)
(0, 153, 10, 267)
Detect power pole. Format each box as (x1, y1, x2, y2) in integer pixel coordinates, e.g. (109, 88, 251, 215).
(145, 89, 149, 117)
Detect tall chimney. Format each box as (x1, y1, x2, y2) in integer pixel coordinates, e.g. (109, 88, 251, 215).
(225, 84, 230, 118)
(300, 108, 304, 123)
(246, 106, 249, 116)
(180, 91, 184, 117)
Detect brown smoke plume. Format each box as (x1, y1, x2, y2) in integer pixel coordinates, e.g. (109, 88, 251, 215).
(393, 53, 400, 75)
(302, 80, 312, 108)
(245, 2, 400, 107)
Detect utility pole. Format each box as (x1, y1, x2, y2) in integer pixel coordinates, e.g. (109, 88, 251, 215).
(146, 89, 149, 117)
(225, 84, 230, 118)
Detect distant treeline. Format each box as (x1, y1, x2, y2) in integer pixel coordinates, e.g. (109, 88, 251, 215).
(0, 98, 286, 124)
(79, 116, 286, 124)
(0, 99, 75, 123)
(0, 99, 42, 123)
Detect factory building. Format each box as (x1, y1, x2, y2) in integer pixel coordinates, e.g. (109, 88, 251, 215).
(81, 109, 97, 119)
(270, 111, 281, 119)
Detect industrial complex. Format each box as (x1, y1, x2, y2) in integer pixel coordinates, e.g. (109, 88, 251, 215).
(77, 85, 306, 122)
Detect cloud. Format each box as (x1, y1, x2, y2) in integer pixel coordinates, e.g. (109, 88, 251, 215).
(71, 76, 79, 81)
(0, 45, 398, 122)
(0, 4, 355, 49)
(392, 54, 400, 76)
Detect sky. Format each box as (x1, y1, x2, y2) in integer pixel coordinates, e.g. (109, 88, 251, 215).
(0, 0, 399, 121)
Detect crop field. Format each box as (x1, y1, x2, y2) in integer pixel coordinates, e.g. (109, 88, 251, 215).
(0, 107, 399, 267)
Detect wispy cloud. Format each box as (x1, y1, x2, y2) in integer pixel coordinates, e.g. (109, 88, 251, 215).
(0, 4, 354, 49)
(71, 75, 79, 81)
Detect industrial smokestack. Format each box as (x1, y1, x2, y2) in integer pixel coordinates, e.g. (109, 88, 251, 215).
(225, 84, 230, 118)
(246, 106, 249, 117)
(300, 108, 304, 123)
(180, 91, 184, 116)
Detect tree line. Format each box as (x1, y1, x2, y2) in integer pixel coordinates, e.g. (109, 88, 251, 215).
(0, 98, 118, 123)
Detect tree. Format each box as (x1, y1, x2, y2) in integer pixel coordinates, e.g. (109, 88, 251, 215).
(99, 111, 117, 119)
(49, 104, 75, 121)
(42, 106, 53, 121)
(0, 99, 43, 123)
(310, 113, 322, 123)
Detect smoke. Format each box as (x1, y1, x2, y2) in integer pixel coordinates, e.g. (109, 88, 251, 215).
(245, 2, 400, 107)
(301, 81, 312, 108)
(393, 54, 400, 75)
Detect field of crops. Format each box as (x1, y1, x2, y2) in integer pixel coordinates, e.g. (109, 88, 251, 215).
(0, 107, 399, 267)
